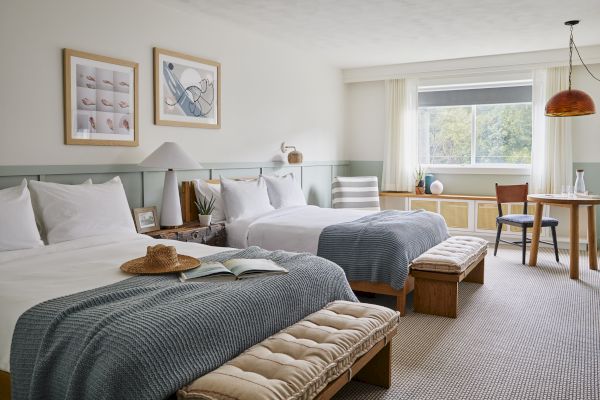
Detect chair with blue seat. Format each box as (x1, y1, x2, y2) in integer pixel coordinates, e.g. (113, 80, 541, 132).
(494, 183, 560, 265)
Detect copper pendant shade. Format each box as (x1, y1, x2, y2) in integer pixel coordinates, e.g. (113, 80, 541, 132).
(545, 89, 596, 117)
(545, 20, 598, 117)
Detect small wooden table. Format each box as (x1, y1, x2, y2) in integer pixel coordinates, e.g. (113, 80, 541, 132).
(528, 194, 600, 279)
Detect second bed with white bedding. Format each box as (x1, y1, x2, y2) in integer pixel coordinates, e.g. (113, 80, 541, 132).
(227, 205, 373, 253)
(226, 205, 450, 291)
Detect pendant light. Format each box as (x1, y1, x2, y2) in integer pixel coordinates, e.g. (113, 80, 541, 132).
(545, 20, 598, 117)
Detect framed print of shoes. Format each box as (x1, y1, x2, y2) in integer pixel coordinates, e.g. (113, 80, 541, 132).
(64, 49, 138, 146)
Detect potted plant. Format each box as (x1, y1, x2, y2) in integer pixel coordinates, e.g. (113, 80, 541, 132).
(195, 195, 216, 227)
(415, 165, 426, 194)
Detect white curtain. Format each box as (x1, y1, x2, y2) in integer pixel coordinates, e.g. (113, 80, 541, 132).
(530, 67, 572, 194)
(382, 78, 418, 192)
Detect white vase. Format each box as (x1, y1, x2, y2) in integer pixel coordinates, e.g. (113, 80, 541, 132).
(574, 169, 586, 195)
(198, 214, 212, 227)
(430, 180, 444, 195)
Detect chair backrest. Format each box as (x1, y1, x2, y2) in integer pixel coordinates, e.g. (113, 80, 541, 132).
(495, 183, 528, 216)
(332, 176, 380, 211)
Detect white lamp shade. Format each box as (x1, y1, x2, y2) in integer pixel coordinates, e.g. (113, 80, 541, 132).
(139, 142, 202, 170)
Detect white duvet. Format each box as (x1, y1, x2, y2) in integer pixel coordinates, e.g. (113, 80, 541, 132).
(227, 205, 374, 254)
(0, 233, 230, 373)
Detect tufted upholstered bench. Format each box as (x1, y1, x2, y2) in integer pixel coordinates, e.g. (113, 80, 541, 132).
(411, 236, 488, 318)
(177, 301, 399, 400)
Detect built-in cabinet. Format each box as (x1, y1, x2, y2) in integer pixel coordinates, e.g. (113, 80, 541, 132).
(387, 193, 548, 238)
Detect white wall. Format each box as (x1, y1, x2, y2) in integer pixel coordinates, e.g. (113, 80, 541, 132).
(0, 0, 345, 165)
(344, 81, 385, 161)
(572, 64, 600, 162)
(345, 66, 600, 164)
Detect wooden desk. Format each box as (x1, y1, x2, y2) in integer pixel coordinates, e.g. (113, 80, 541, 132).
(528, 194, 600, 279)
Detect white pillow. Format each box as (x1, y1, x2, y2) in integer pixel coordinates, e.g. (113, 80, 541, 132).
(193, 179, 226, 222)
(0, 179, 44, 251)
(261, 173, 307, 209)
(220, 176, 274, 221)
(29, 176, 136, 244)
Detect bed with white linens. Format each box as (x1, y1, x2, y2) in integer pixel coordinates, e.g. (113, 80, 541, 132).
(186, 175, 449, 314)
(0, 176, 357, 400)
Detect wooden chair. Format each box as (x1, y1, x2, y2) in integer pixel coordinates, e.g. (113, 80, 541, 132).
(494, 183, 560, 265)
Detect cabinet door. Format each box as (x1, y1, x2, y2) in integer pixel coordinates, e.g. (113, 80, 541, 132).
(440, 200, 472, 231)
(409, 199, 438, 213)
(476, 201, 508, 232)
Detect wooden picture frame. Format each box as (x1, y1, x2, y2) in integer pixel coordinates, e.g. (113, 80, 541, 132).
(64, 48, 139, 146)
(154, 47, 221, 129)
(133, 207, 160, 233)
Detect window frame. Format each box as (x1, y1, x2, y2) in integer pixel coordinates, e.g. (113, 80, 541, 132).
(417, 84, 533, 175)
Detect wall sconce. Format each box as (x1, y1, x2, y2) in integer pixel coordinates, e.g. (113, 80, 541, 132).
(281, 142, 303, 164)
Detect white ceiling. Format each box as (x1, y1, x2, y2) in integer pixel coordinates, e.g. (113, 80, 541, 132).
(171, 0, 600, 69)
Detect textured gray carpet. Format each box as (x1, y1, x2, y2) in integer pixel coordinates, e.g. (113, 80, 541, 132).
(335, 246, 600, 400)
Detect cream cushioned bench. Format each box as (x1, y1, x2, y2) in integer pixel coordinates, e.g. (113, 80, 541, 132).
(178, 301, 399, 400)
(411, 236, 488, 318)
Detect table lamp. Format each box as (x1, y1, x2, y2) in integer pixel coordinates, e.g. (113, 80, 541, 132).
(140, 142, 201, 227)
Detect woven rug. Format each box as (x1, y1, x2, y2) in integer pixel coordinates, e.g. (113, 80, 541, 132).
(335, 246, 600, 400)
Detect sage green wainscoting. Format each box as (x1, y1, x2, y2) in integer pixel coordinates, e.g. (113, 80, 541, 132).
(0, 161, 349, 215)
(574, 162, 600, 246)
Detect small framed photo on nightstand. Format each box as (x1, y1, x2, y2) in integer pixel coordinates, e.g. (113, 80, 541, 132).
(133, 207, 160, 233)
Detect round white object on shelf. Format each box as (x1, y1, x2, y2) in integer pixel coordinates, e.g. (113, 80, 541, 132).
(430, 180, 444, 195)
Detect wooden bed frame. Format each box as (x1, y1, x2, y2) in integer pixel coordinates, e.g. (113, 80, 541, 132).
(0, 329, 395, 400)
(181, 180, 414, 316)
(1, 371, 9, 400)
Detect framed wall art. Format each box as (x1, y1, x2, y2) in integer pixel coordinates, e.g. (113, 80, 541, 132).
(133, 207, 160, 233)
(154, 47, 221, 129)
(64, 49, 139, 146)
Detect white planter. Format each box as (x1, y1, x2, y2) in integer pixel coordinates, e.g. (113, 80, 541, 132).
(198, 214, 212, 227)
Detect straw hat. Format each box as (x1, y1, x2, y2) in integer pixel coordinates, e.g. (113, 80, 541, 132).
(121, 244, 200, 275)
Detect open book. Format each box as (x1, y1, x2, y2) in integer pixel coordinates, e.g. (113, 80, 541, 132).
(180, 258, 288, 282)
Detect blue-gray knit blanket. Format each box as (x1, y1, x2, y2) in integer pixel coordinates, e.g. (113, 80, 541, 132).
(10, 246, 357, 400)
(317, 210, 449, 290)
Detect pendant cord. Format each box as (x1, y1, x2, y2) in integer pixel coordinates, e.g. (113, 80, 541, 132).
(568, 26, 573, 90)
(569, 25, 600, 88)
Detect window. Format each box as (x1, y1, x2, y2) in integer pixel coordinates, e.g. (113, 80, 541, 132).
(418, 83, 532, 167)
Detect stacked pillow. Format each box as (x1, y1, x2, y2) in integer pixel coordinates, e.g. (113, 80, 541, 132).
(0, 179, 44, 251)
(29, 177, 136, 244)
(220, 177, 274, 221)
(261, 173, 306, 209)
(0, 176, 136, 251)
(198, 173, 306, 222)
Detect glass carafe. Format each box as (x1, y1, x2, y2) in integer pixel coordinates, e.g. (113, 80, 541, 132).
(574, 169, 586, 195)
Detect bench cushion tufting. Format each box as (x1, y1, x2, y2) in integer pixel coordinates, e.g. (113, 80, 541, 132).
(411, 236, 488, 273)
(178, 301, 399, 400)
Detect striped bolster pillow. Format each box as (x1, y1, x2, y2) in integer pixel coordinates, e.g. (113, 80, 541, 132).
(332, 176, 380, 211)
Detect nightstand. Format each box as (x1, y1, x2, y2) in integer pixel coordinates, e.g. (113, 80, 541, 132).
(146, 222, 227, 247)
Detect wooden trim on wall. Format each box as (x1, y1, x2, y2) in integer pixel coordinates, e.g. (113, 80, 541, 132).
(380, 192, 496, 201)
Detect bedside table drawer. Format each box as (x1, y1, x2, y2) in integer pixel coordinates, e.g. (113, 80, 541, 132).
(177, 225, 227, 246)
(148, 223, 227, 247)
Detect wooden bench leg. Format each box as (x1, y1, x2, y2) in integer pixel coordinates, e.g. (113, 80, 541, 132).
(413, 278, 458, 318)
(353, 341, 391, 388)
(395, 276, 414, 317)
(463, 258, 485, 284)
